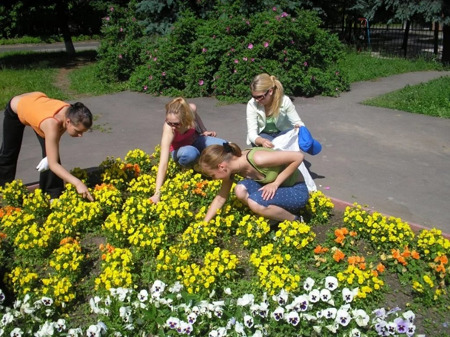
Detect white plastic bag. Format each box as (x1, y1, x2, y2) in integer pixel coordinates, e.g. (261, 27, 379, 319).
(272, 129, 317, 192)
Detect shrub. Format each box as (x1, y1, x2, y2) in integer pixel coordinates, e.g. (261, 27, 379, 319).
(95, 0, 146, 83)
(121, 8, 350, 101)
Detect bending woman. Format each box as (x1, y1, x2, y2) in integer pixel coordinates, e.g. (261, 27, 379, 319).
(150, 97, 226, 203)
(246, 73, 304, 148)
(0, 91, 93, 200)
(198, 142, 309, 222)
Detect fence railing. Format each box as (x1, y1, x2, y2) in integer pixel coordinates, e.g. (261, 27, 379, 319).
(326, 21, 443, 59)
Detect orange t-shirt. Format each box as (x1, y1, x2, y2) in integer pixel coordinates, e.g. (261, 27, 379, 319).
(17, 92, 69, 138)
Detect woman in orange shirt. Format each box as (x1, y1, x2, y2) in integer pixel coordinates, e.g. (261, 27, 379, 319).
(0, 92, 93, 200)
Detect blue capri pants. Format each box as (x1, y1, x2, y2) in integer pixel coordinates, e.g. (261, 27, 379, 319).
(172, 135, 227, 167)
(237, 179, 309, 214)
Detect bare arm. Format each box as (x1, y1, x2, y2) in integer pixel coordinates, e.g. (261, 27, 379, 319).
(40, 119, 93, 201)
(204, 178, 233, 222)
(150, 123, 174, 203)
(253, 150, 304, 200)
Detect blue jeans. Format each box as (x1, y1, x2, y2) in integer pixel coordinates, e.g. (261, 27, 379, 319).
(172, 135, 227, 167)
(237, 179, 309, 214)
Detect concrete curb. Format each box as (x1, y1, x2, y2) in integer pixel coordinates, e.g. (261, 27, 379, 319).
(25, 182, 449, 239)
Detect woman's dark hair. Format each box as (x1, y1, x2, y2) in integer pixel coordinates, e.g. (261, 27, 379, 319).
(67, 102, 93, 128)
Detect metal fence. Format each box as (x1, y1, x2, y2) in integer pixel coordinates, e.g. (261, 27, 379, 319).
(327, 20, 443, 59)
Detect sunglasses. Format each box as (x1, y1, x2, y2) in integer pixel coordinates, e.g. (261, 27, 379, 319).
(166, 120, 181, 127)
(252, 89, 270, 101)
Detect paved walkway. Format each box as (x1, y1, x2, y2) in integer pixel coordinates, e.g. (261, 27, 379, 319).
(3, 70, 450, 236)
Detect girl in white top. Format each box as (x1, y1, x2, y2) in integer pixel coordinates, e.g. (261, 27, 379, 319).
(246, 73, 305, 148)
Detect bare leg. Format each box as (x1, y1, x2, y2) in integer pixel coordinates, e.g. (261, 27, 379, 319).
(247, 199, 297, 221)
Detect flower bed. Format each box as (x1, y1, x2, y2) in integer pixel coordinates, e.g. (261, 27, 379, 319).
(0, 148, 449, 337)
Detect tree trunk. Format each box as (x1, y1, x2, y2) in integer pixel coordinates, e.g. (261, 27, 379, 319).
(402, 20, 410, 58)
(442, 24, 450, 64)
(55, 1, 75, 56)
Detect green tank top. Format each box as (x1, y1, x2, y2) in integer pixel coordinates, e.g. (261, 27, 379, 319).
(262, 116, 279, 133)
(246, 148, 300, 187)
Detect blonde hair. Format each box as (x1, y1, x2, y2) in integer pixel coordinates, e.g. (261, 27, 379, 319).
(199, 143, 242, 172)
(165, 97, 195, 128)
(250, 73, 284, 117)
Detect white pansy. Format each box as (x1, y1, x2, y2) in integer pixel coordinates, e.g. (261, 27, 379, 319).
(272, 307, 285, 321)
(301, 313, 317, 321)
(303, 277, 315, 291)
(313, 326, 321, 334)
(324, 276, 338, 291)
(335, 308, 351, 326)
(209, 331, 218, 337)
(67, 328, 82, 337)
(187, 312, 197, 324)
(168, 281, 183, 293)
(308, 289, 320, 303)
(322, 307, 337, 319)
(166, 317, 180, 330)
(286, 311, 300, 326)
(273, 289, 288, 306)
(119, 306, 132, 323)
(325, 322, 339, 333)
(320, 289, 332, 303)
(237, 294, 254, 307)
(352, 309, 369, 327)
(252, 330, 263, 337)
(35, 320, 54, 336)
(349, 327, 362, 337)
(9, 327, 23, 337)
(243, 314, 254, 328)
(342, 288, 354, 303)
(55, 318, 66, 332)
(137, 289, 148, 302)
(217, 327, 227, 337)
(86, 324, 101, 337)
(234, 321, 245, 334)
(41, 297, 53, 307)
(1, 312, 14, 326)
(224, 288, 232, 295)
(150, 280, 166, 295)
(403, 310, 415, 323)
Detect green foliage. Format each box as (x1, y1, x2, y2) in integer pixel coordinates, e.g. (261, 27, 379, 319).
(363, 76, 450, 118)
(126, 9, 349, 101)
(95, 0, 146, 82)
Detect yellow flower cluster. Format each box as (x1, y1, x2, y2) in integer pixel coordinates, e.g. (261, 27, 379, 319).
(344, 203, 415, 249)
(103, 197, 161, 247)
(22, 188, 50, 218)
(417, 228, 450, 257)
(41, 275, 76, 305)
(337, 265, 385, 299)
(14, 221, 49, 250)
(0, 179, 28, 207)
(8, 266, 39, 296)
(250, 243, 300, 295)
(305, 190, 334, 224)
(127, 174, 156, 196)
(124, 148, 153, 172)
(176, 247, 239, 294)
(49, 238, 84, 275)
(95, 244, 134, 291)
(93, 183, 123, 214)
(235, 214, 271, 247)
(274, 219, 316, 251)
